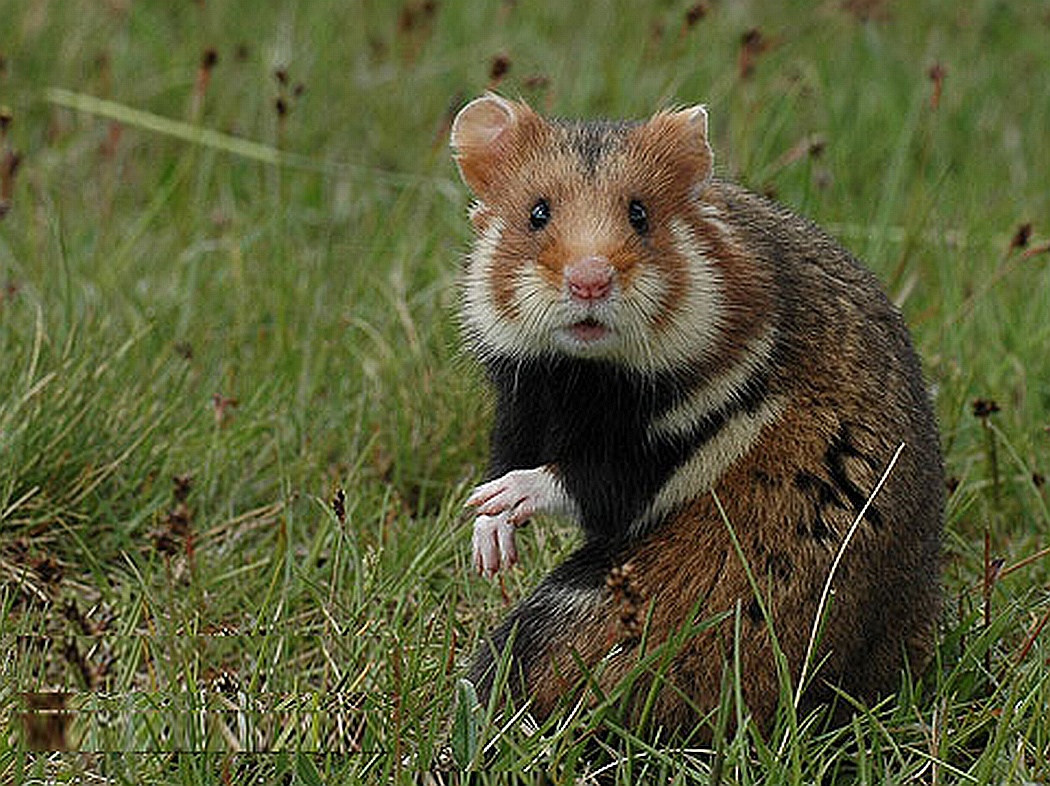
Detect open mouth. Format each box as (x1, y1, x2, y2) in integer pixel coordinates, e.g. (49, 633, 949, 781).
(566, 317, 611, 343)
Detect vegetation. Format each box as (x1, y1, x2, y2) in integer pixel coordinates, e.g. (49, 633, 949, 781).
(1, 0, 1048, 782)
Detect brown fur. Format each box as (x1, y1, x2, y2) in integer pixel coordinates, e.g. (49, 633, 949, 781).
(523, 395, 940, 729)
(453, 95, 943, 737)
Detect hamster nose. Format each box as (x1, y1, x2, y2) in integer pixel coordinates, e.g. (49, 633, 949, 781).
(565, 257, 614, 302)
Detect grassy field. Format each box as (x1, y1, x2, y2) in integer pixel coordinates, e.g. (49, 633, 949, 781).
(1, 0, 1049, 782)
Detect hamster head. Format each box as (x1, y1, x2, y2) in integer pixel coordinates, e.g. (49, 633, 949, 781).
(451, 93, 727, 373)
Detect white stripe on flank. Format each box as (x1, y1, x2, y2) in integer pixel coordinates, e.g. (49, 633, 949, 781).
(650, 328, 777, 440)
(698, 202, 731, 234)
(530, 581, 603, 619)
(632, 395, 786, 537)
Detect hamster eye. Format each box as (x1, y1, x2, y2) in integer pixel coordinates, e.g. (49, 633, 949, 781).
(628, 199, 649, 235)
(529, 198, 551, 230)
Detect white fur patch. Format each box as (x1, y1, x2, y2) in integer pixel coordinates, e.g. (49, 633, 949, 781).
(514, 264, 565, 356)
(698, 202, 731, 234)
(633, 395, 786, 536)
(615, 219, 725, 372)
(460, 217, 516, 358)
(461, 213, 729, 375)
(530, 581, 604, 635)
(650, 328, 777, 439)
(468, 465, 578, 524)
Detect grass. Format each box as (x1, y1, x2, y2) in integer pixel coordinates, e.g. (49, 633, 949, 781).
(1, 0, 1049, 782)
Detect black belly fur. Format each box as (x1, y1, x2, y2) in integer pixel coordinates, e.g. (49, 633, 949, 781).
(485, 353, 769, 543)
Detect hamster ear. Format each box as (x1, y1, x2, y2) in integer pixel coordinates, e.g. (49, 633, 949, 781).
(451, 94, 518, 154)
(651, 104, 714, 195)
(677, 105, 710, 148)
(450, 93, 538, 196)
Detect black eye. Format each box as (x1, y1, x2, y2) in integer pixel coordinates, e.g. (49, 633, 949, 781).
(628, 199, 649, 235)
(529, 198, 551, 230)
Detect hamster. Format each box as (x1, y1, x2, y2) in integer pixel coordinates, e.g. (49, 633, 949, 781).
(451, 93, 943, 734)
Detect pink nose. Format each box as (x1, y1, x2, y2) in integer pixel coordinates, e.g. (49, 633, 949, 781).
(566, 257, 614, 302)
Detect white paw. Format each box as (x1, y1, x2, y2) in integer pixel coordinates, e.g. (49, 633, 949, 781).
(465, 466, 571, 524)
(466, 466, 573, 577)
(471, 512, 518, 578)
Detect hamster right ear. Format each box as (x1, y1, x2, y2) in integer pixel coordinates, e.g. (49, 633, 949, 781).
(450, 93, 536, 196)
(669, 104, 714, 195)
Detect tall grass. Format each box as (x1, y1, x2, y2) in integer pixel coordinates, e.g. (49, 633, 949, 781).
(1, 0, 1048, 782)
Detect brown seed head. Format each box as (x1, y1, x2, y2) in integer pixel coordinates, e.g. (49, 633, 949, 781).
(738, 28, 769, 79)
(1011, 222, 1033, 250)
(489, 53, 511, 85)
(972, 398, 1001, 419)
(928, 62, 946, 109)
(332, 488, 347, 523)
(685, 3, 708, 28)
(173, 474, 193, 503)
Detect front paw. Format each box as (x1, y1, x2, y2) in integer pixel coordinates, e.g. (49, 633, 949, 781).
(465, 466, 569, 525)
(471, 512, 518, 578)
(466, 466, 572, 578)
